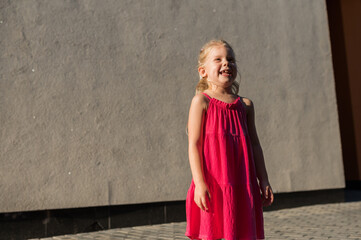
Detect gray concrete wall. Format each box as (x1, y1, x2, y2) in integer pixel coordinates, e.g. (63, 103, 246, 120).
(0, 0, 344, 213)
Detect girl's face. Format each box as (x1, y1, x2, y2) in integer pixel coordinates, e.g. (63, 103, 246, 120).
(199, 45, 237, 88)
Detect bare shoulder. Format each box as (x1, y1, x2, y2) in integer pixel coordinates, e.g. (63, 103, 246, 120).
(239, 96, 255, 116)
(240, 96, 254, 107)
(191, 93, 209, 109)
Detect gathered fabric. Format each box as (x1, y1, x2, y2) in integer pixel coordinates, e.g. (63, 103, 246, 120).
(185, 93, 264, 240)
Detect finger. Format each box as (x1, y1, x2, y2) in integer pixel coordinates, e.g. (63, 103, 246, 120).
(207, 190, 211, 200)
(201, 197, 208, 210)
(261, 192, 270, 207)
(195, 198, 204, 211)
(265, 190, 274, 206)
(265, 186, 269, 199)
(269, 189, 274, 204)
(202, 197, 208, 210)
(262, 189, 266, 200)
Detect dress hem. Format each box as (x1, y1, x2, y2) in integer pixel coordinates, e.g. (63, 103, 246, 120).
(185, 232, 265, 240)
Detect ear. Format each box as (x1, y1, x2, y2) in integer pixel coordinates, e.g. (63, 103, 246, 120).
(198, 66, 207, 78)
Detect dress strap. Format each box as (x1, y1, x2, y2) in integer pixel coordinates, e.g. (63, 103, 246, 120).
(201, 92, 212, 100)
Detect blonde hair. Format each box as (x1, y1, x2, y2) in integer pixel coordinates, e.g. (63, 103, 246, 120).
(196, 39, 239, 95)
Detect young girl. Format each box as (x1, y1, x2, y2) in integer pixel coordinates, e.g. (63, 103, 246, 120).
(185, 40, 274, 240)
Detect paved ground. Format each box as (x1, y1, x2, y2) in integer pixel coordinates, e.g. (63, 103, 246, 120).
(33, 201, 361, 240)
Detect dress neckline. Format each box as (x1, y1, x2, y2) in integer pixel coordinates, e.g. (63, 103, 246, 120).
(202, 92, 241, 110)
(202, 92, 240, 105)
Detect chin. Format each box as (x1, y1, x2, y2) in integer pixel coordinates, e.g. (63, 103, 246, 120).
(225, 78, 236, 85)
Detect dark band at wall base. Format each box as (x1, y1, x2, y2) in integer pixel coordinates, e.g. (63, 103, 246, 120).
(346, 180, 361, 190)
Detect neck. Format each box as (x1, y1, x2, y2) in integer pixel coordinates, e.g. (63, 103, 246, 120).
(208, 83, 233, 95)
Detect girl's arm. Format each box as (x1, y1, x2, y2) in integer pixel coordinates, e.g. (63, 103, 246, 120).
(188, 93, 211, 211)
(244, 98, 274, 207)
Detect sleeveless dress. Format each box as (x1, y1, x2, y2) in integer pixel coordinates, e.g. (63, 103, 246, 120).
(185, 93, 264, 240)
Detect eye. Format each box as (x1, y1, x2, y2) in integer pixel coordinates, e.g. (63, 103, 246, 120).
(214, 58, 221, 62)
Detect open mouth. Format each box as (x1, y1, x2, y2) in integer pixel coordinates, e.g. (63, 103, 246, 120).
(220, 69, 232, 77)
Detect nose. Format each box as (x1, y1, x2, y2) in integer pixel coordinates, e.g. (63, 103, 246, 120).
(223, 60, 229, 66)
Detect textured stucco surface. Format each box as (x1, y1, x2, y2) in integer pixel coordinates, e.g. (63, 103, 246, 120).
(0, 0, 344, 213)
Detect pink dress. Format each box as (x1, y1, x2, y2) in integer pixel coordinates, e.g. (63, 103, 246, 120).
(185, 93, 264, 240)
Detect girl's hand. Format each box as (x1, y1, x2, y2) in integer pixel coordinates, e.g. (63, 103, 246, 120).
(260, 180, 274, 207)
(194, 182, 211, 211)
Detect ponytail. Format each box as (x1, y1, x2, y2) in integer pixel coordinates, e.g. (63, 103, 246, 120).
(195, 77, 209, 94)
